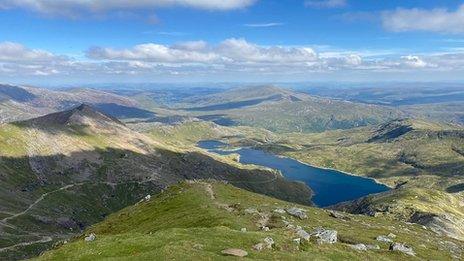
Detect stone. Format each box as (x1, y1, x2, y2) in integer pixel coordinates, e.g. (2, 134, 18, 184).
(296, 229, 311, 241)
(293, 238, 301, 245)
(328, 210, 350, 220)
(84, 233, 96, 242)
(286, 207, 307, 219)
(387, 233, 397, 238)
(366, 244, 381, 250)
(311, 228, 337, 244)
(263, 237, 274, 249)
(389, 243, 415, 256)
(376, 235, 393, 243)
(144, 195, 151, 201)
(244, 208, 258, 214)
(262, 226, 270, 231)
(274, 208, 286, 214)
(350, 244, 367, 251)
(240, 228, 247, 232)
(221, 248, 248, 257)
(252, 243, 264, 251)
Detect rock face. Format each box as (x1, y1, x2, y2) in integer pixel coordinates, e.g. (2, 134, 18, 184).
(221, 248, 248, 257)
(311, 228, 337, 244)
(286, 207, 307, 219)
(84, 233, 96, 242)
(390, 243, 415, 256)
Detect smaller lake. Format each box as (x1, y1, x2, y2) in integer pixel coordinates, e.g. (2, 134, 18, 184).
(198, 140, 390, 207)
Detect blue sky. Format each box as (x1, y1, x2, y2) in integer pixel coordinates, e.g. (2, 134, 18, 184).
(0, 0, 464, 85)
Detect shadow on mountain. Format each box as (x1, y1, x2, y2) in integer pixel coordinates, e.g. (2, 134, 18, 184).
(0, 146, 312, 260)
(93, 103, 156, 119)
(182, 94, 284, 111)
(0, 85, 36, 102)
(446, 183, 464, 193)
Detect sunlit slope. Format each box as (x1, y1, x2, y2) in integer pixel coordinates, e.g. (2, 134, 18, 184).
(0, 105, 311, 260)
(38, 181, 463, 260)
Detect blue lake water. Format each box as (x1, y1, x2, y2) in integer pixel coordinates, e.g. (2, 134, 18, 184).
(198, 140, 390, 207)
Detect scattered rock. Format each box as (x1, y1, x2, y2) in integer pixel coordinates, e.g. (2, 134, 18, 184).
(390, 243, 415, 256)
(263, 237, 274, 249)
(244, 208, 258, 214)
(240, 228, 247, 232)
(328, 210, 350, 220)
(252, 243, 264, 251)
(84, 233, 96, 242)
(350, 244, 367, 251)
(286, 207, 307, 219)
(221, 248, 248, 257)
(376, 235, 393, 243)
(311, 228, 337, 244)
(296, 229, 311, 241)
(274, 208, 286, 214)
(366, 244, 381, 250)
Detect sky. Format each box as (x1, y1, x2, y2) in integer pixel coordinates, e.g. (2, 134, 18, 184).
(0, 0, 464, 85)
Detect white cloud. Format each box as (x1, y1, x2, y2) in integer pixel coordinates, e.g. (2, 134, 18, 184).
(382, 4, 464, 34)
(243, 22, 284, 27)
(0, 0, 256, 16)
(304, 0, 347, 9)
(2, 40, 464, 79)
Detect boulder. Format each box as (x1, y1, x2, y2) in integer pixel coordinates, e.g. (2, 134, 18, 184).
(296, 229, 311, 241)
(286, 207, 307, 219)
(274, 208, 286, 214)
(376, 235, 393, 243)
(221, 248, 248, 257)
(240, 228, 247, 232)
(263, 237, 274, 249)
(84, 233, 96, 242)
(311, 228, 337, 244)
(350, 244, 367, 251)
(389, 243, 415, 256)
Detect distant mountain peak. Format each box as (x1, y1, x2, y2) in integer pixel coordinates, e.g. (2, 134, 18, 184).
(24, 103, 124, 127)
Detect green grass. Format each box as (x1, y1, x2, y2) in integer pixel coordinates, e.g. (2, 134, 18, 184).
(37, 182, 463, 260)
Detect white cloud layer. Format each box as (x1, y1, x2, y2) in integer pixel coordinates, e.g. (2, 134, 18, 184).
(1, 40, 464, 78)
(382, 4, 464, 34)
(0, 0, 255, 16)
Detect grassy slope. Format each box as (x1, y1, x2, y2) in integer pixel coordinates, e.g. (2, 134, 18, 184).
(37, 181, 463, 260)
(0, 108, 311, 259)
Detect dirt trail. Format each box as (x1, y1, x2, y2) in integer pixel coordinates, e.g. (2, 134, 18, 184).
(0, 236, 53, 253)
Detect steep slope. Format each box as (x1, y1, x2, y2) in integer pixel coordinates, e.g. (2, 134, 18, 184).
(333, 188, 464, 241)
(174, 86, 403, 133)
(0, 84, 153, 122)
(0, 105, 311, 260)
(38, 181, 463, 260)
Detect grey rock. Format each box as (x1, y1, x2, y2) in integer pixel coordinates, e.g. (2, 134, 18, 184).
(252, 243, 264, 251)
(376, 235, 393, 243)
(274, 208, 286, 214)
(296, 229, 311, 241)
(240, 228, 247, 232)
(366, 244, 381, 250)
(221, 248, 248, 257)
(350, 244, 367, 251)
(286, 207, 307, 219)
(262, 226, 270, 231)
(244, 208, 258, 214)
(84, 233, 96, 242)
(263, 237, 274, 249)
(293, 238, 301, 244)
(311, 228, 337, 244)
(390, 243, 415, 256)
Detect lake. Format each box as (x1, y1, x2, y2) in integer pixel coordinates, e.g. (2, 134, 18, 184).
(198, 140, 390, 207)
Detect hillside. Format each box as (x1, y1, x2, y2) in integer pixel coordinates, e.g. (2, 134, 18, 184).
(168, 86, 403, 133)
(0, 105, 311, 260)
(0, 84, 154, 122)
(37, 181, 463, 260)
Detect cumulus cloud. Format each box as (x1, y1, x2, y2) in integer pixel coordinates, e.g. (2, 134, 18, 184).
(0, 0, 256, 16)
(382, 4, 464, 34)
(304, 0, 347, 9)
(2, 40, 464, 78)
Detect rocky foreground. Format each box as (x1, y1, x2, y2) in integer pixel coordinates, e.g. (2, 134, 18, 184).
(37, 181, 463, 260)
